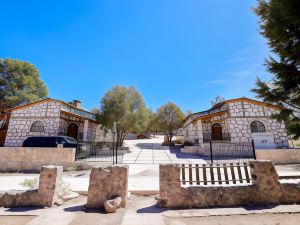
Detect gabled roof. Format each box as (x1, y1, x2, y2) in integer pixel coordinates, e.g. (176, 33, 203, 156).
(211, 97, 282, 110)
(184, 97, 282, 123)
(10, 98, 97, 121)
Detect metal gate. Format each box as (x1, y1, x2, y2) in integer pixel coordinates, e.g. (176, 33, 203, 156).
(207, 140, 256, 163)
(75, 141, 123, 164)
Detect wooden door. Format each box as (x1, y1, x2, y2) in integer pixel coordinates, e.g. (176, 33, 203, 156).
(67, 124, 78, 139)
(212, 123, 222, 141)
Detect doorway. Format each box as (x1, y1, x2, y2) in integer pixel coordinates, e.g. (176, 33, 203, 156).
(211, 123, 222, 141)
(67, 123, 78, 139)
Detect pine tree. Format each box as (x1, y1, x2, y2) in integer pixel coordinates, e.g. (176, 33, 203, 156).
(252, 0, 300, 138)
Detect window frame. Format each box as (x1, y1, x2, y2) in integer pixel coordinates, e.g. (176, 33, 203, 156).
(30, 121, 45, 132)
(250, 120, 266, 133)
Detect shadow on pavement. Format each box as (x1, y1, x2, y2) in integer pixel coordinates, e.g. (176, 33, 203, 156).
(5, 207, 42, 212)
(170, 147, 207, 160)
(63, 204, 86, 212)
(137, 203, 168, 214)
(135, 143, 170, 151)
(242, 204, 278, 211)
(63, 204, 109, 214)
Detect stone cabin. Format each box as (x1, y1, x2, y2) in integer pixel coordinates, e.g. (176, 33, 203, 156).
(183, 97, 288, 148)
(4, 98, 100, 147)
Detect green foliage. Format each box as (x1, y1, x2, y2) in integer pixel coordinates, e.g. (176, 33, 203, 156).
(146, 109, 159, 131)
(99, 85, 148, 146)
(155, 102, 185, 142)
(252, 0, 300, 138)
(0, 58, 48, 107)
(20, 177, 39, 190)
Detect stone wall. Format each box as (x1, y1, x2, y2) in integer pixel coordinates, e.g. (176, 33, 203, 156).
(183, 120, 202, 144)
(256, 149, 300, 164)
(87, 165, 128, 208)
(182, 99, 288, 148)
(228, 101, 288, 147)
(58, 117, 84, 138)
(87, 122, 98, 141)
(0, 146, 75, 171)
(4, 100, 61, 146)
(228, 101, 276, 117)
(202, 113, 229, 134)
(228, 117, 288, 147)
(159, 160, 300, 208)
(0, 165, 63, 207)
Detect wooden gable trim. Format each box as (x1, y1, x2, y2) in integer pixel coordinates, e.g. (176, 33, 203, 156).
(60, 111, 97, 123)
(10, 98, 60, 111)
(191, 110, 227, 123)
(11, 98, 97, 118)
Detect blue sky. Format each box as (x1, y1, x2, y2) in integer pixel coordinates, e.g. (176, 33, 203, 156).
(0, 0, 272, 113)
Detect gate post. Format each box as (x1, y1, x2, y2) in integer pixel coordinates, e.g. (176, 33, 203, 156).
(115, 141, 118, 164)
(251, 139, 256, 160)
(210, 140, 213, 163)
(112, 134, 115, 165)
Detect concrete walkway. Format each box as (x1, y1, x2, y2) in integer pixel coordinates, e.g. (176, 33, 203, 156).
(122, 137, 207, 164)
(0, 164, 159, 195)
(1, 195, 300, 225)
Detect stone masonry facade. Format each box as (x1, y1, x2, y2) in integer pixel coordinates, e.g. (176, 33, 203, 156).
(4, 99, 99, 146)
(183, 98, 288, 148)
(5, 101, 61, 146)
(159, 161, 300, 208)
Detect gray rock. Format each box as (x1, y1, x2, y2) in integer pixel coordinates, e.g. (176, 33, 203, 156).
(104, 197, 122, 213)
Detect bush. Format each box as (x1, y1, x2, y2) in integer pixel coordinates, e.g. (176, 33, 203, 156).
(20, 177, 39, 190)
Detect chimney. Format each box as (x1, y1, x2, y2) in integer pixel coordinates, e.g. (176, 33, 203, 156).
(73, 100, 81, 108)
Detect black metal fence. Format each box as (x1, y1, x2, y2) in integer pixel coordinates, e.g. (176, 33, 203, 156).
(203, 133, 231, 143)
(75, 141, 123, 164)
(206, 140, 256, 163)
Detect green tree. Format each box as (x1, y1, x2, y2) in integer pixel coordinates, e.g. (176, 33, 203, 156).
(146, 109, 160, 135)
(99, 85, 148, 146)
(156, 102, 185, 143)
(252, 0, 300, 138)
(0, 58, 48, 107)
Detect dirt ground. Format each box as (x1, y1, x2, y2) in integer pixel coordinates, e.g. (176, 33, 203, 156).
(165, 213, 300, 225)
(1, 195, 300, 225)
(0, 216, 36, 225)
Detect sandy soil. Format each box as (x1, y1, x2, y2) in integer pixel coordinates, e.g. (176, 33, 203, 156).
(0, 216, 36, 225)
(165, 213, 300, 225)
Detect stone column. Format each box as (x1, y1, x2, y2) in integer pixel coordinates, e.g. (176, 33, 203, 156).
(196, 120, 203, 144)
(87, 165, 128, 208)
(83, 119, 89, 141)
(250, 160, 282, 204)
(38, 165, 63, 207)
(159, 164, 182, 208)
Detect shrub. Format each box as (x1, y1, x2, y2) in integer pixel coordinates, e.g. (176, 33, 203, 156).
(20, 177, 39, 190)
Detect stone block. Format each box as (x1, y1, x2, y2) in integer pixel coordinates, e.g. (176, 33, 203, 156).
(86, 165, 128, 208)
(0, 165, 63, 208)
(158, 160, 300, 209)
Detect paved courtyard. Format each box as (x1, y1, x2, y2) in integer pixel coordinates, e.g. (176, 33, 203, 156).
(1, 195, 300, 225)
(122, 137, 207, 164)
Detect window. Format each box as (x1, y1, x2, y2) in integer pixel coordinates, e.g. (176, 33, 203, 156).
(30, 121, 44, 132)
(250, 120, 266, 133)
